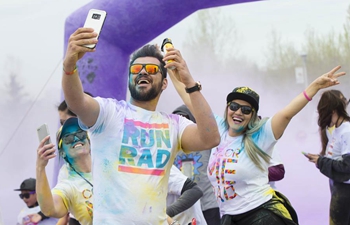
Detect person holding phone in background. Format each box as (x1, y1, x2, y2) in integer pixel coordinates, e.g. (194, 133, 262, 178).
(55, 96, 92, 225)
(305, 90, 350, 225)
(36, 117, 93, 225)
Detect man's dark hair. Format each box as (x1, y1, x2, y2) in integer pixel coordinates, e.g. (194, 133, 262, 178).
(57, 91, 94, 116)
(129, 44, 167, 79)
(58, 100, 76, 116)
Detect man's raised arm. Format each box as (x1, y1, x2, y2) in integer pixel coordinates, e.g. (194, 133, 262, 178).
(62, 28, 100, 127)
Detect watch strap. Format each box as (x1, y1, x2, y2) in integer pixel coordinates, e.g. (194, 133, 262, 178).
(185, 82, 201, 94)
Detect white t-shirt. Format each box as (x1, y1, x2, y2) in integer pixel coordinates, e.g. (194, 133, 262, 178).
(53, 166, 93, 225)
(167, 165, 207, 225)
(325, 121, 350, 183)
(17, 205, 58, 225)
(208, 116, 277, 216)
(79, 98, 192, 225)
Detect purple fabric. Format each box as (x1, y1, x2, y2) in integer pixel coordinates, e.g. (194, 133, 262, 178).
(53, 0, 261, 185)
(268, 164, 285, 182)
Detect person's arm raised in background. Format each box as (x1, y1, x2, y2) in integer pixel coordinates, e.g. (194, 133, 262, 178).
(271, 66, 345, 140)
(36, 136, 68, 218)
(163, 47, 220, 151)
(62, 28, 100, 127)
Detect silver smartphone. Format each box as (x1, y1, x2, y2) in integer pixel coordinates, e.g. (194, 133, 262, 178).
(83, 9, 107, 49)
(37, 124, 51, 145)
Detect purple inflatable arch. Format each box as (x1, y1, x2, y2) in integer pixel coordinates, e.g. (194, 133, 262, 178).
(64, 0, 259, 99)
(54, 0, 259, 184)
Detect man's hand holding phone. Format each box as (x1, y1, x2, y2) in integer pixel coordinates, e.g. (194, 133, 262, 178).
(63, 28, 98, 72)
(63, 9, 107, 74)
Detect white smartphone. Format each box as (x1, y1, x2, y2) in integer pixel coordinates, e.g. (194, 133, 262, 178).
(83, 9, 107, 49)
(37, 124, 51, 145)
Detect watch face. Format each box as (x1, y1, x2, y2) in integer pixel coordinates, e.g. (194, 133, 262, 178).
(197, 82, 202, 90)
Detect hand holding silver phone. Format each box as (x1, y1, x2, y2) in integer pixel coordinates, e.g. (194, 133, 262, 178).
(83, 9, 107, 49)
(37, 124, 52, 145)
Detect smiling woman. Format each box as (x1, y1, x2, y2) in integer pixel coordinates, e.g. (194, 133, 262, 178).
(35, 117, 93, 225)
(169, 65, 346, 225)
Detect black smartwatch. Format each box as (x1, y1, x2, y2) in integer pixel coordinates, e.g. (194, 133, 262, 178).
(185, 81, 202, 94)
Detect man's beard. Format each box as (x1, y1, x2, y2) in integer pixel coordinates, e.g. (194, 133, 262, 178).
(129, 79, 163, 101)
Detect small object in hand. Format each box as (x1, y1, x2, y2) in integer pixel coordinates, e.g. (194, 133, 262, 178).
(161, 38, 175, 70)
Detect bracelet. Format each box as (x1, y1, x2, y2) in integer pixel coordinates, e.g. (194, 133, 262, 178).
(63, 65, 77, 75)
(303, 90, 312, 101)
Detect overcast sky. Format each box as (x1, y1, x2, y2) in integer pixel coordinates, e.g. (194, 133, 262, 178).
(0, 0, 349, 101)
(0, 0, 349, 224)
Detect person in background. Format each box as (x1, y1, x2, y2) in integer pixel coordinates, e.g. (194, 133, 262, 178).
(60, 27, 220, 224)
(58, 92, 93, 125)
(172, 105, 221, 225)
(55, 94, 93, 225)
(56, 101, 83, 225)
(169, 65, 345, 224)
(305, 89, 350, 225)
(14, 178, 58, 225)
(36, 118, 93, 225)
(167, 165, 206, 225)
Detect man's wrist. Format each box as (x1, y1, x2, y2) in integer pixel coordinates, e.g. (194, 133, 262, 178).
(63, 64, 77, 75)
(63, 61, 77, 73)
(185, 81, 202, 94)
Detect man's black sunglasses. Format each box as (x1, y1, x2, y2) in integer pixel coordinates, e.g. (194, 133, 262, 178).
(19, 191, 35, 199)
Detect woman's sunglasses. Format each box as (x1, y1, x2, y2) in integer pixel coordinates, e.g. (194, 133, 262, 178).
(19, 191, 35, 199)
(228, 102, 254, 115)
(59, 130, 88, 149)
(129, 64, 160, 75)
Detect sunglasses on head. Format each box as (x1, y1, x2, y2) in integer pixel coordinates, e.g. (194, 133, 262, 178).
(129, 64, 160, 75)
(228, 102, 254, 115)
(19, 191, 35, 199)
(59, 130, 88, 149)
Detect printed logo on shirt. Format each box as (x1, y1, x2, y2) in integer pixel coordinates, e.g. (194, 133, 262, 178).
(82, 189, 93, 199)
(174, 152, 203, 181)
(118, 119, 172, 175)
(85, 200, 93, 219)
(208, 147, 243, 202)
(326, 137, 336, 156)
